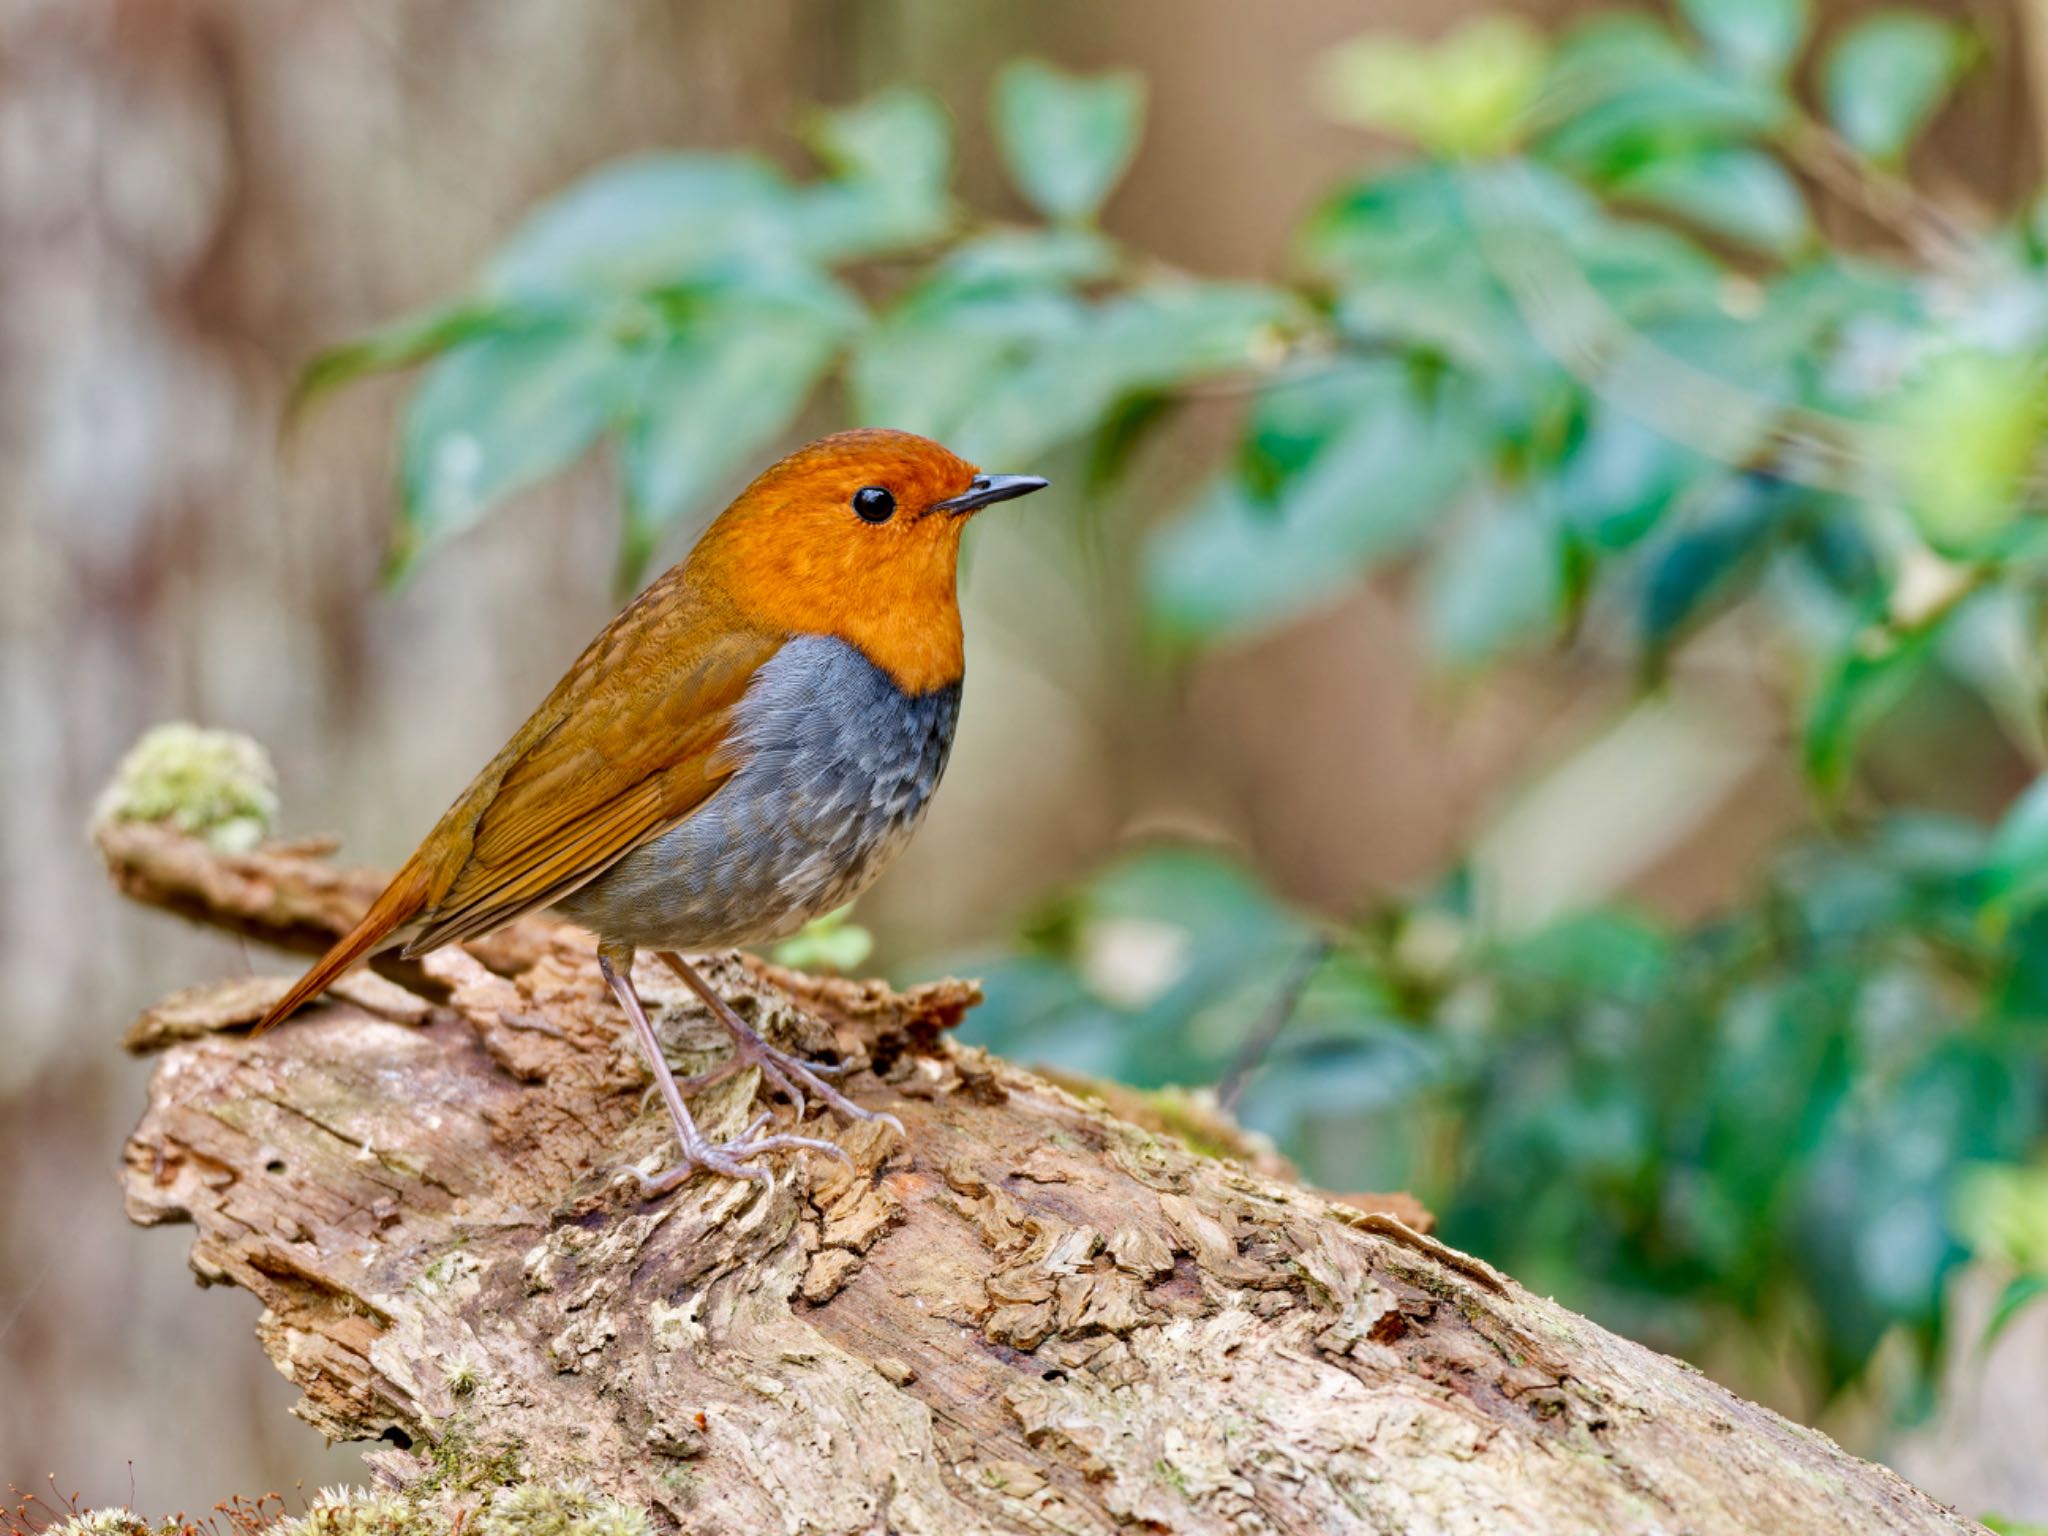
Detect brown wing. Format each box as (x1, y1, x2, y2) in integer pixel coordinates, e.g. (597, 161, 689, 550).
(255, 572, 777, 1035)
(400, 574, 781, 954)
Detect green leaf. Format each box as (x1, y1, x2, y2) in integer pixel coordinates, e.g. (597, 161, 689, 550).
(1610, 147, 1809, 256)
(1985, 774, 2048, 924)
(619, 280, 857, 580)
(1241, 362, 1393, 495)
(1986, 1272, 2048, 1348)
(1079, 849, 1314, 1082)
(1893, 350, 2048, 554)
(796, 87, 955, 257)
(770, 905, 876, 974)
(483, 100, 952, 301)
(808, 86, 951, 197)
(1556, 406, 1714, 551)
(1538, 15, 1786, 176)
(1108, 282, 1298, 379)
(936, 227, 1120, 290)
(1680, 0, 1809, 80)
(1145, 366, 1485, 640)
(851, 285, 1088, 454)
(1954, 1161, 2048, 1273)
(943, 282, 1292, 465)
(1637, 484, 1782, 672)
(487, 156, 796, 299)
(1304, 163, 1720, 382)
(961, 846, 1319, 1089)
(1421, 490, 1562, 666)
(396, 320, 634, 574)
(1802, 614, 1951, 793)
(1822, 12, 1971, 164)
(1244, 1029, 1445, 1120)
(1307, 171, 1531, 373)
(1146, 482, 1316, 643)
(1791, 1038, 2016, 1366)
(291, 302, 522, 421)
(1503, 910, 1673, 1000)
(994, 60, 1146, 222)
(1316, 16, 1549, 156)
(855, 276, 1292, 468)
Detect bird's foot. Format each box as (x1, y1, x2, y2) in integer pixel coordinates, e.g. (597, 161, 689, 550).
(717, 1026, 905, 1135)
(656, 950, 901, 1133)
(598, 947, 851, 1197)
(677, 1052, 852, 1091)
(615, 1111, 850, 1196)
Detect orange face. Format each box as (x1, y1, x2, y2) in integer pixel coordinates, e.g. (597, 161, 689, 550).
(691, 429, 1047, 694)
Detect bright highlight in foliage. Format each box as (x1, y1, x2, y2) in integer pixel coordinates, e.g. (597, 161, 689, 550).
(1314, 17, 1548, 157)
(1894, 349, 2048, 552)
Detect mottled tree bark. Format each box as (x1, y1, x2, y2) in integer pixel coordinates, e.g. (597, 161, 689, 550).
(99, 819, 1985, 1536)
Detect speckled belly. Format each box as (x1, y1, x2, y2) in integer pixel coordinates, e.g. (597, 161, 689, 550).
(554, 633, 960, 952)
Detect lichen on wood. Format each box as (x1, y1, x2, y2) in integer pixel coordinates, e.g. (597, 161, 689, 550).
(37, 1479, 652, 1536)
(98, 818, 1988, 1536)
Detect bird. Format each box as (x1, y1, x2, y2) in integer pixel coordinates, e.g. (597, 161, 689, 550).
(255, 428, 1048, 1190)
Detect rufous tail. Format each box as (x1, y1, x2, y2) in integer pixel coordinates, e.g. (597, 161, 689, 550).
(253, 861, 432, 1034)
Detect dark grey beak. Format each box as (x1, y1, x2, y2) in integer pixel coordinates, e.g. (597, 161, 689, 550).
(934, 473, 1050, 516)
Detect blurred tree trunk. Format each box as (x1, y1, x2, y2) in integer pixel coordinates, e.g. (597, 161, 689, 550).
(100, 819, 1985, 1536)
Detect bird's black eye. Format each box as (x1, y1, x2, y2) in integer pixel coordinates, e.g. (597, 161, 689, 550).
(852, 485, 896, 523)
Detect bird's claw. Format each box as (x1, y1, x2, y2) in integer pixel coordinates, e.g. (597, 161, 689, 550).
(651, 951, 902, 1139)
(673, 1056, 748, 1093)
(613, 1112, 852, 1197)
(724, 1032, 899, 1132)
(797, 1056, 853, 1079)
(672, 1047, 843, 1096)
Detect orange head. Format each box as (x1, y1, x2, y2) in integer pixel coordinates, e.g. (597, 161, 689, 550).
(688, 428, 1047, 694)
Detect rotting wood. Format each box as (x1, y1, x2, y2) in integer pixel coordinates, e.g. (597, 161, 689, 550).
(97, 818, 1988, 1536)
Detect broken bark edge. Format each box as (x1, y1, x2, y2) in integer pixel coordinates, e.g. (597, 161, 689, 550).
(97, 814, 1987, 1536)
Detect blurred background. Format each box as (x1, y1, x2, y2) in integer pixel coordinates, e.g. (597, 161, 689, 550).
(9, 0, 2048, 1523)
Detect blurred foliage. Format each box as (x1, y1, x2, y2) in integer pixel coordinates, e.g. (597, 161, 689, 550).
(307, 4, 2048, 1412)
(769, 905, 876, 975)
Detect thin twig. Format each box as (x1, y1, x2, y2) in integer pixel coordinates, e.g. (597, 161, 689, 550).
(1217, 936, 1332, 1113)
(1780, 116, 1978, 274)
(1456, 164, 1905, 499)
(2015, 0, 2048, 189)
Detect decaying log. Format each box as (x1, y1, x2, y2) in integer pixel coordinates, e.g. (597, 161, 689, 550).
(98, 819, 1986, 1535)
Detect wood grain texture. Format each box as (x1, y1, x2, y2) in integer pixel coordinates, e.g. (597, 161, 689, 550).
(100, 824, 1986, 1536)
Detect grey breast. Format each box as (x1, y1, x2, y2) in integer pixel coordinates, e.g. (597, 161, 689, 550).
(555, 633, 961, 952)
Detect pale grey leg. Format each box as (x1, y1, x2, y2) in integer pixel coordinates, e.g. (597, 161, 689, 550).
(598, 943, 848, 1194)
(658, 950, 905, 1137)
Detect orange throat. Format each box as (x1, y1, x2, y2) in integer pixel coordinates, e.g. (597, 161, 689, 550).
(701, 514, 967, 696)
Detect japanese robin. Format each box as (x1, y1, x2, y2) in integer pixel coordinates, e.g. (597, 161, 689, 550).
(255, 428, 1048, 1188)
